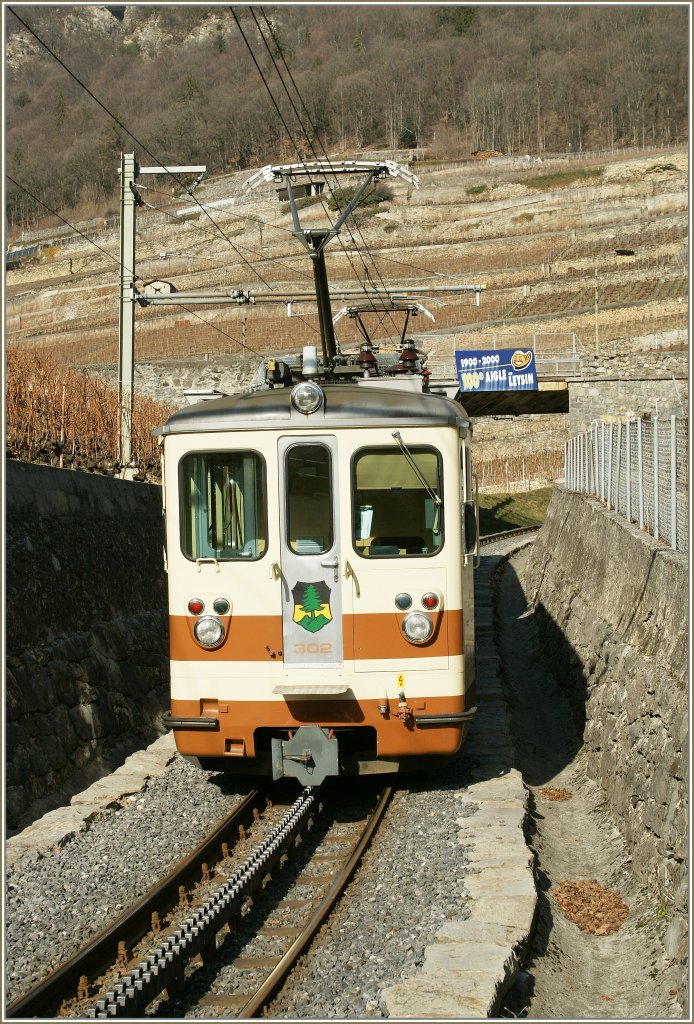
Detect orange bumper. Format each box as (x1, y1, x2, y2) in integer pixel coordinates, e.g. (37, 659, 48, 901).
(168, 692, 475, 761)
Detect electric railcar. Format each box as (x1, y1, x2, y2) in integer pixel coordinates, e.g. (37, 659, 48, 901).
(158, 348, 479, 785)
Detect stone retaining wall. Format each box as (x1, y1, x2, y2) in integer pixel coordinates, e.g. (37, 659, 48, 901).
(570, 351, 688, 431)
(88, 355, 258, 408)
(525, 486, 688, 966)
(5, 461, 169, 832)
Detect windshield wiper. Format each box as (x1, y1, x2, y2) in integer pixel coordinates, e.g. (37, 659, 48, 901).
(391, 430, 443, 535)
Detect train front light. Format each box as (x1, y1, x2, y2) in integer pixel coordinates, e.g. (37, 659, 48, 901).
(194, 615, 225, 649)
(291, 381, 324, 415)
(402, 611, 433, 644)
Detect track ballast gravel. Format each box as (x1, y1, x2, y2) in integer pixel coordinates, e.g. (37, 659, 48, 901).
(262, 762, 475, 1020)
(5, 757, 246, 1005)
(5, 753, 476, 1016)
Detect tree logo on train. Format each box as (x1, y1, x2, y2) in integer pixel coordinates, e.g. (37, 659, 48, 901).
(292, 581, 332, 633)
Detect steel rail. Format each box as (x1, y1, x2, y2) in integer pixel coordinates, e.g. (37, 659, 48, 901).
(6, 788, 268, 1020)
(480, 525, 540, 546)
(236, 785, 393, 1018)
(84, 787, 320, 1018)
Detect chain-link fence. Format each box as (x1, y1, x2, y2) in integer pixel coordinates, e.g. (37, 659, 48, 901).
(565, 414, 689, 554)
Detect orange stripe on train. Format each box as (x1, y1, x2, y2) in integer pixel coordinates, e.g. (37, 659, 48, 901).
(169, 610, 464, 661)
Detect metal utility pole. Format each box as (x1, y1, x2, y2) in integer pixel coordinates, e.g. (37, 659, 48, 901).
(117, 154, 206, 478)
(117, 152, 137, 477)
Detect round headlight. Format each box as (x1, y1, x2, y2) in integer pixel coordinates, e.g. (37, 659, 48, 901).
(291, 381, 324, 415)
(194, 615, 225, 649)
(402, 612, 433, 644)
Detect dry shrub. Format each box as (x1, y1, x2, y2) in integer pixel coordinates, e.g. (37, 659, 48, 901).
(5, 346, 174, 480)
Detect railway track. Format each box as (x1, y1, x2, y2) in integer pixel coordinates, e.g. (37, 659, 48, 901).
(8, 782, 392, 1020)
(8, 535, 533, 1021)
(480, 524, 540, 546)
(7, 789, 272, 1019)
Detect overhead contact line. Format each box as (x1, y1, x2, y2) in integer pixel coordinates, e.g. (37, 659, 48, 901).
(231, 5, 401, 337)
(256, 6, 402, 323)
(137, 182, 316, 282)
(6, 174, 125, 270)
(250, 5, 401, 332)
(5, 175, 277, 356)
(7, 6, 275, 291)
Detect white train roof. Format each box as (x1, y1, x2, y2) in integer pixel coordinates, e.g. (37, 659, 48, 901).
(155, 382, 469, 436)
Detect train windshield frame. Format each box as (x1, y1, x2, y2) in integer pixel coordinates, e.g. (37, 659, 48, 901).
(351, 445, 444, 558)
(179, 450, 268, 561)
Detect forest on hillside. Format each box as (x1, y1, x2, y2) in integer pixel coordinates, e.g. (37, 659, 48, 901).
(5, 4, 689, 230)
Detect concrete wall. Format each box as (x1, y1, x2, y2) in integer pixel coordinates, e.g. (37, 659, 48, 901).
(5, 461, 169, 832)
(525, 487, 688, 965)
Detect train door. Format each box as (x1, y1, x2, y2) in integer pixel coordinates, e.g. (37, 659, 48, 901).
(278, 436, 343, 667)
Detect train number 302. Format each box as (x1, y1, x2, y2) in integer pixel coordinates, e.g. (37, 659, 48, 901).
(293, 642, 333, 655)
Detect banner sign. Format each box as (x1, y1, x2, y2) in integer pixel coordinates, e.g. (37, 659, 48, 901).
(455, 348, 538, 393)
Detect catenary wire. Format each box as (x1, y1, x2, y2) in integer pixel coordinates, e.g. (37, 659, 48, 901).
(6, 6, 276, 291)
(249, 5, 399, 324)
(6, 174, 124, 270)
(256, 6, 403, 326)
(4, 174, 296, 356)
(137, 183, 315, 279)
(9, 10, 398, 346)
(250, 8, 510, 310)
(8, 7, 488, 299)
(230, 4, 400, 337)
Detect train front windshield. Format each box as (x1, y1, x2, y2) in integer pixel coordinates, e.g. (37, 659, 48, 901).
(353, 446, 443, 557)
(180, 451, 267, 560)
(178, 443, 444, 562)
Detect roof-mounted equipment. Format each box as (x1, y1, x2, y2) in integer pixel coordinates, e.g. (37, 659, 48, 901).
(246, 161, 419, 372)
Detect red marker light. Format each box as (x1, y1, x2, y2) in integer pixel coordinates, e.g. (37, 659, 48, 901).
(188, 598, 204, 615)
(421, 593, 439, 610)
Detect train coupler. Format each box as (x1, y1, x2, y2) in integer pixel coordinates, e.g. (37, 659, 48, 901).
(271, 726, 339, 786)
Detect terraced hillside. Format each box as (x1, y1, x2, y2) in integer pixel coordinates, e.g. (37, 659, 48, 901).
(6, 147, 687, 367)
(5, 147, 688, 486)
